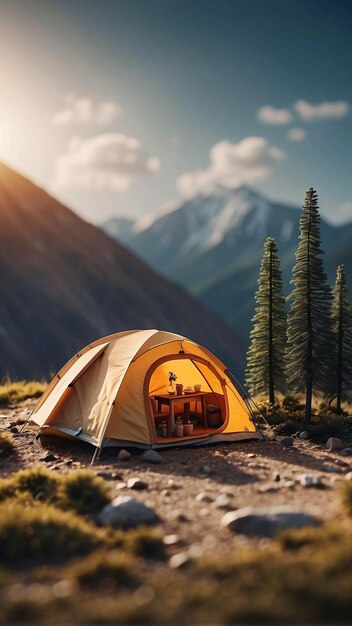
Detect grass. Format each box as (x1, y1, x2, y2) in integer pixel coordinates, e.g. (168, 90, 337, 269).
(58, 470, 111, 514)
(0, 433, 14, 457)
(340, 480, 352, 516)
(68, 549, 138, 588)
(0, 379, 46, 405)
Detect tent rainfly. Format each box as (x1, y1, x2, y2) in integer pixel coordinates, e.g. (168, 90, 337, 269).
(29, 330, 261, 462)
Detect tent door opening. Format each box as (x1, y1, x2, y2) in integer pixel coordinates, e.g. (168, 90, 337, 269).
(144, 353, 229, 443)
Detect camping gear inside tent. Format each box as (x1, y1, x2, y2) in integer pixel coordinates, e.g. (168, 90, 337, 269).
(30, 330, 261, 461)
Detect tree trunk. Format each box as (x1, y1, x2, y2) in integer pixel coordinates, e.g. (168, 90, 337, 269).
(268, 246, 274, 405)
(336, 283, 343, 414)
(304, 379, 312, 425)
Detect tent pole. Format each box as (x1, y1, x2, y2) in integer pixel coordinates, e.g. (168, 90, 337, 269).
(225, 369, 270, 439)
(90, 401, 115, 466)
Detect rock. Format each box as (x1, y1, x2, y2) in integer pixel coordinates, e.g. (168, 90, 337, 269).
(322, 464, 342, 474)
(118, 449, 131, 461)
(340, 448, 352, 456)
(167, 479, 181, 490)
(299, 431, 309, 440)
(326, 437, 343, 452)
(96, 471, 114, 481)
(65, 459, 73, 466)
(41, 453, 57, 463)
(221, 506, 320, 537)
(200, 464, 212, 475)
(247, 453, 256, 458)
(215, 494, 232, 509)
(200, 508, 210, 517)
(257, 483, 280, 493)
(345, 472, 352, 481)
(196, 492, 214, 503)
(98, 496, 160, 529)
(273, 472, 281, 482)
(297, 473, 322, 488)
(169, 552, 191, 569)
(10, 426, 18, 433)
(282, 480, 295, 489)
(163, 534, 180, 546)
(160, 489, 170, 497)
(168, 510, 189, 523)
(142, 449, 162, 464)
(127, 478, 148, 491)
(281, 437, 294, 447)
(116, 482, 127, 490)
(248, 462, 267, 469)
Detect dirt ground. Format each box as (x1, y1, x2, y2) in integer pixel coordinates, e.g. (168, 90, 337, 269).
(1, 399, 351, 554)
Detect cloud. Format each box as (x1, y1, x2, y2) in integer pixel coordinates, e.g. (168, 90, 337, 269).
(177, 137, 284, 198)
(257, 105, 293, 125)
(55, 133, 160, 191)
(287, 127, 306, 141)
(52, 95, 121, 126)
(294, 100, 350, 121)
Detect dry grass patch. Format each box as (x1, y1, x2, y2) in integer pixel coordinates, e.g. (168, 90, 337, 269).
(0, 380, 46, 405)
(0, 433, 14, 457)
(58, 470, 111, 514)
(68, 549, 138, 588)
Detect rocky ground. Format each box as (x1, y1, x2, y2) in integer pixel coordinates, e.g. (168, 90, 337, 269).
(1, 400, 352, 555)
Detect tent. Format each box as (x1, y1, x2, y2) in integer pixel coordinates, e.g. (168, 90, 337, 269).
(30, 329, 261, 461)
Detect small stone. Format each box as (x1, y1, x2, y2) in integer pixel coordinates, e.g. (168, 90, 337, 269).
(167, 479, 181, 490)
(248, 462, 267, 469)
(257, 483, 280, 493)
(326, 437, 343, 452)
(299, 431, 309, 440)
(142, 449, 162, 464)
(281, 437, 294, 447)
(98, 496, 160, 529)
(200, 507, 210, 517)
(247, 453, 256, 458)
(196, 492, 214, 503)
(10, 426, 18, 433)
(116, 482, 127, 490)
(322, 464, 342, 474)
(96, 471, 114, 481)
(169, 552, 191, 569)
(200, 464, 212, 475)
(215, 494, 232, 509)
(161, 489, 170, 497)
(340, 448, 352, 456)
(65, 459, 73, 466)
(118, 449, 131, 461)
(41, 453, 57, 463)
(221, 506, 320, 537)
(163, 534, 180, 546)
(345, 472, 352, 481)
(273, 472, 281, 482)
(297, 473, 322, 488)
(168, 510, 189, 523)
(127, 478, 148, 491)
(282, 480, 295, 489)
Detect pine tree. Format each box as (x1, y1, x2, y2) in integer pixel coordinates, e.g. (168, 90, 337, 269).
(246, 237, 286, 404)
(331, 265, 352, 413)
(285, 187, 333, 424)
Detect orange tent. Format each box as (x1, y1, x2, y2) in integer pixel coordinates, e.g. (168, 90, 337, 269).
(30, 330, 260, 461)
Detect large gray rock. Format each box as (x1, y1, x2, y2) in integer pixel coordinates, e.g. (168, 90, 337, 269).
(326, 437, 343, 452)
(98, 496, 160, 529)
(142, 449, 162, 464)
(221, 506, 320, 537)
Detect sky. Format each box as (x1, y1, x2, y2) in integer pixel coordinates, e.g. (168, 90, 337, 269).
(1, 0, 352, 225)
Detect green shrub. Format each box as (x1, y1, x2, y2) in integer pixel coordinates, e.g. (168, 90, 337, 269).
(12, 467, 59, 502)
(0, 433, 14, 457)
(340, 481, 352, 516)
(69, 549, 138, 588)
(58, 470, 110, 514)
(0, 380, 46, 405)
(123, 527, 166, 560)
(0, 500, 103, 567)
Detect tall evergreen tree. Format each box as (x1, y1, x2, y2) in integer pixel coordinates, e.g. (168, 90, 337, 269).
(330, 264, 352, 413)
(285, 187, 334, 424)
(246, 237, 286, 404)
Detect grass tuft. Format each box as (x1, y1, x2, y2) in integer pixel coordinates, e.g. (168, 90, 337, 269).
(0, 500, 103, 568)
(58, 470, 111, 514)
(68, 549, 138, 588)
(12, 467, 59, 502)
(0, 433, 14, 457)
(340, 481, 352, 516)
(122, 527, 166, 560)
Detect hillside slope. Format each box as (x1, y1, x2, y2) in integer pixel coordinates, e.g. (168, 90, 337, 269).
(0, 163, 244, 378)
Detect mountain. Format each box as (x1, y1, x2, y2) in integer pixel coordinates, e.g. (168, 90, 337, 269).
(103, 185, 352, 340)
(0, 163, 245, 378)
(101, 216, 134, 243)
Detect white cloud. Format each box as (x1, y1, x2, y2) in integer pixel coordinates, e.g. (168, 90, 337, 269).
(257, 105, 293, 125)
(55, 133, 160, 191)
(52, 96, 121, 126)
(294, 100, 350, 121)
(177, 137, 284, 198)
(287, 127, 306, 141)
